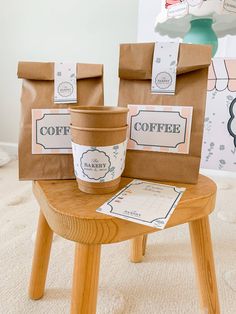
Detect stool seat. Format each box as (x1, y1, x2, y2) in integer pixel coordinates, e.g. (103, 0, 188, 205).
(33, 175, 216, 244)
(30, 174, 220, 314)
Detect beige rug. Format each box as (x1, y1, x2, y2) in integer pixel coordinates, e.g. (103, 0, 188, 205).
(0, 160, 236, 314)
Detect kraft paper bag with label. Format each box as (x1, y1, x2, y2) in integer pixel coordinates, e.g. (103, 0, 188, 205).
(118, 43, 212, 184)
(17, 62, 104, 180)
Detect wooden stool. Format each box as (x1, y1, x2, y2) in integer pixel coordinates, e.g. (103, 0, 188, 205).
(29, 175, 220, 314)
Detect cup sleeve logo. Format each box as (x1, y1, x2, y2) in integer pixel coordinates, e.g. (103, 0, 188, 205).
(228, 98, 236, 148)
(72, 141, 127, 183)
(80, 149, 111, 180)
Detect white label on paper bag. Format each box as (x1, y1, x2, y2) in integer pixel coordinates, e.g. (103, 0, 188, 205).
(97, 179, 185, 230)
(224, 0, 236, 12)
(167, 2, 188, 18)
(72, 140, 127, 183)
(151, 42, 180, 95)
(32, 109, 72, 154)
(54, 62, 77, 104)
(128, 104, 193, 154)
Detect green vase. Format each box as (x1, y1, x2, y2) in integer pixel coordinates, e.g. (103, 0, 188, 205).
(183, 18, 218, 57)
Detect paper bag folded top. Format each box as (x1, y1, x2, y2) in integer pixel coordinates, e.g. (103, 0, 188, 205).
(118, 43, 212, 184)
(18, 62, 104, 180)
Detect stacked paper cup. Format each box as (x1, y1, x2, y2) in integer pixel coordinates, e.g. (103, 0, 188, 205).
(70, 107, 129, 194)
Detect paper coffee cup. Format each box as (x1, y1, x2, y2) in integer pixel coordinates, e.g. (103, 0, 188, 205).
(71, 125, 128, 194)
(70, 106, 128, 128)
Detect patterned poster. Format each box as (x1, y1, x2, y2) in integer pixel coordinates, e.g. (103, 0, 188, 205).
(201, 58, 236, 172)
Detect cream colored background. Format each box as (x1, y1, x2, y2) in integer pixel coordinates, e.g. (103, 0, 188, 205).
(0, 0, 139, 144)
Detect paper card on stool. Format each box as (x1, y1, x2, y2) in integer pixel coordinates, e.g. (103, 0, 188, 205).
(96, 180, 185, 229)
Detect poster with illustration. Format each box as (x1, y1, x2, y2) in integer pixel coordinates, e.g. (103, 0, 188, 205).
(201, 58, 236, 172)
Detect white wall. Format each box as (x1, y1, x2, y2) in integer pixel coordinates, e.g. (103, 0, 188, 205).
(138, 0, 236, 57)
(0, 0, 139, 144)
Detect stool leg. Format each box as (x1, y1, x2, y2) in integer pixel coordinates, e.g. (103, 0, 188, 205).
(142, 234, 148, 256)
(29, 210, 53, 300)
(130, 235, 146, 263)
(71, 243, 101, 314)
(189, 216, 220, 314)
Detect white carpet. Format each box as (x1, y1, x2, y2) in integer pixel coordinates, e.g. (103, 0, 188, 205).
(0, 160, 236, 314)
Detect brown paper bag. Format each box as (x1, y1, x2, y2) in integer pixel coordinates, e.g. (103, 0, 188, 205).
(118, 43, 212, 184)
(17, 62, 104, 180)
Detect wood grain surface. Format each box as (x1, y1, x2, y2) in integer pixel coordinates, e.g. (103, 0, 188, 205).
(29, 211, 53, 300)
(31, 175, 219, 313)
(33, 175, 216, 244)
(130, 236, 144, 263)
(71, 243, 101, 314)
(189, 217, 220, 314)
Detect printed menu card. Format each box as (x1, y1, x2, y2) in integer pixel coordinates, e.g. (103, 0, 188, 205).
(96, 180, 185, 229)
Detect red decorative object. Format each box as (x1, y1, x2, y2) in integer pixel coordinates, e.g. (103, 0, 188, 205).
(165, 0, 183, 9)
